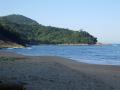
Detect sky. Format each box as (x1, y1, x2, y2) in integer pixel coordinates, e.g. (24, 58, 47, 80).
(0, 0, 120, 43)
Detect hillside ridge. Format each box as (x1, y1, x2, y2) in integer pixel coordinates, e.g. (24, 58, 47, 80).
(0, 14, 97, 48)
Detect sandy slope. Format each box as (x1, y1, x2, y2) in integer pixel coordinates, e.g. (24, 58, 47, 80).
(0, 51, 120, 90)
(0, 40, 24, 48)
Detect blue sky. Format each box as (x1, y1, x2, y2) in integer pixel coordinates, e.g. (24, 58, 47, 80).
(0, 0, 120, 43)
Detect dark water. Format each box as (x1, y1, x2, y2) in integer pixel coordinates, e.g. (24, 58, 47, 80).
(1, 44, 120, 65)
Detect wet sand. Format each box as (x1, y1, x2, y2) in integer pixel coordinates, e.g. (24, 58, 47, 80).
(0, 51, 120, 90)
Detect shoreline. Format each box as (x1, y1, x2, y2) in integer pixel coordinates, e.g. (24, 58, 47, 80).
(0, 43, 107, 49)
(0, 51, 119, 67)
(1, 50, 119, 66)
(0, 51, 120, 90)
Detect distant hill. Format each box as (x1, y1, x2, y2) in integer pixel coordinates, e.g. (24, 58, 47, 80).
(0, 14, 97, 48)
(0, 14, 39, 25)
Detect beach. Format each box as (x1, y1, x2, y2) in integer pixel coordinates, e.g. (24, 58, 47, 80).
(0, 51, 120, 90)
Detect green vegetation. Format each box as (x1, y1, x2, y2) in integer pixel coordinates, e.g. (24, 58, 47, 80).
(0, 57, 16, 62)
(0, 14, 97, 46)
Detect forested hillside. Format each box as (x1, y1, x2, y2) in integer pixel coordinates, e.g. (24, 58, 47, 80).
(0, 14, 97, 47)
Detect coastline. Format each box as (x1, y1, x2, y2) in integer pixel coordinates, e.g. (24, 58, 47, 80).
(0, 41, 109, 49)
(0, 43, 105, 48)
(0, 51, 120, 90)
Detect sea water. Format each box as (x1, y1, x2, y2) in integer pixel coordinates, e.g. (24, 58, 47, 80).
(1, 44, 120, 65)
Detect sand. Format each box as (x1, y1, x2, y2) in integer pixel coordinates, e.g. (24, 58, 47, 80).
(0, 51, 120, 90)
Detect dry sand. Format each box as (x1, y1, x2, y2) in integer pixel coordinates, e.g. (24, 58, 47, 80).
(0, 51, 120, 90)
